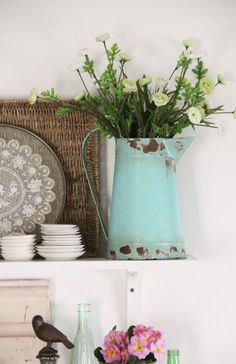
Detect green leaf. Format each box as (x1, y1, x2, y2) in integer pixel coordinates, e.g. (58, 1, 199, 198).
(94, 347, 105, 363)
(107, 43, 120, 62)
(128, 355, 147, 364)
(40, 88, 59, 101)
(127, 325, 135, 340)
(83, 55, 95, 75)
(55, 106, 74, 116)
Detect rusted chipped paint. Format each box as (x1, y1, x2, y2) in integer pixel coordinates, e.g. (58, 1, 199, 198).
(142, 139, 159, 153)
(159, 142, 165, 150)
(156, 249, 170, 258)
(120, 245, 131, 254)
(127, 138, 159, 153)
(107, 245, 186, 260)
(137, 247, 150, 258)
(165, 158, 173, 168)
(110, 250, 117, 260)
(127, 139, 141, 150)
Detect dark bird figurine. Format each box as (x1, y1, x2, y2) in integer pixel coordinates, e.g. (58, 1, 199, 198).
(32, 315, 74, 355)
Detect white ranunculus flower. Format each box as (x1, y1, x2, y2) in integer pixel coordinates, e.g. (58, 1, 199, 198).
(217, 74, 227, 85)
(74, 91, 86, 101)
(156, 77, 168, 88)
(122, 79, 138, 93)
(151, 92, 168, 107)
(77, 48, 89, 56)
(183, 39, 194, 48)
(117, 52, 132, 62)
(69, 63, 83, 72)
(218, 121, 229, 136)
(183, 45, 203, 59)
(187, 107, 202, 124)
(95, 33, 110, 42)
(199, 108, 205, 120)
(199, 77, 215, 95)
(139, 77, 152, 87)
(28, 88, 38, 105)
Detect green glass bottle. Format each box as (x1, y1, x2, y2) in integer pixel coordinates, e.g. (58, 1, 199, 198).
(167, 349, 180, 364)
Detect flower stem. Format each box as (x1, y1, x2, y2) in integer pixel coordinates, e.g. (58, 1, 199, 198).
(76, 70, 91, 96)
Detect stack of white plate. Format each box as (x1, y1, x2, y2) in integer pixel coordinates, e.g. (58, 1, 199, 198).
(0, 233, 36, 261)
(36, 224, 85, 261)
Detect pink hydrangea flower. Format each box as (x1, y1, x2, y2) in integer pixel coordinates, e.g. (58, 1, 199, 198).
(150, 339, 167, 361)
(101, 344, 121, 363)
(128, 335, 150, 359)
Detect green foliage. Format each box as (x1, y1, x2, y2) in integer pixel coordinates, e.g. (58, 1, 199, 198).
(55, 106, 75, 116)
(107, 43, 120, 62)
(83, 55, 95, 76)
(128, 356, 146, 364)
(41, 88, 59, 102)
(128, 355, 155, 364)
(192, 59, 208, 81)
(177, 55, 192, 68)
(127, 325, 135, 340)
(94, 347, 105, 363)
(37, 38, 231, 138)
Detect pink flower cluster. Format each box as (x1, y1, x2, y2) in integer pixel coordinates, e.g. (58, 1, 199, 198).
(100, 324, 166, 364)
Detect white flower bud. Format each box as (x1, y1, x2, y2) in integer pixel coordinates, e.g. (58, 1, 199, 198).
(95, 33, 110, 42)
(28, 88, 38, 105)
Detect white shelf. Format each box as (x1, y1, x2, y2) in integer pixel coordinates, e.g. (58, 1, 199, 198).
(0, 256, 196, 328)
(0, 256, 196, 272)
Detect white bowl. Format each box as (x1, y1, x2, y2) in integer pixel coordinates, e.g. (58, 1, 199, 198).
(1, 247, 35, 253)
(0, 238, 36, 244)
(1, 235, 36, 240)
(37, 251, 84, 261)
(1, 242, 35, 247)
(2, 253, 35, 261)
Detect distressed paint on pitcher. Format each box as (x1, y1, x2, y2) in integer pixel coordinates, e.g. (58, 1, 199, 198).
(107, 137, 193, 260)
(82, 132, 193, 260)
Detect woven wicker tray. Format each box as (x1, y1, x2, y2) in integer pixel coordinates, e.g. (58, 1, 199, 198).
(0, 100, 100, 257)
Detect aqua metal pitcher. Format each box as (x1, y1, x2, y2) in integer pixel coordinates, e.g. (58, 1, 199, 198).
(82, 130, 193, 260)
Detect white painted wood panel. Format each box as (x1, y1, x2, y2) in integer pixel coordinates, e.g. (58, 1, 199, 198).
(0, 280, 50, 363)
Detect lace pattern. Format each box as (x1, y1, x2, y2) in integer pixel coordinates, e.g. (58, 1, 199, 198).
(0, 138, 56, 236)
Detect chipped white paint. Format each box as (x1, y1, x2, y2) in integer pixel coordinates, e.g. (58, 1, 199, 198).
(0, 280, 50, 363)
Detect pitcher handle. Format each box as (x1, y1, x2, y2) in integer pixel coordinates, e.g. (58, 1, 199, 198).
(82, 128, 108, 241)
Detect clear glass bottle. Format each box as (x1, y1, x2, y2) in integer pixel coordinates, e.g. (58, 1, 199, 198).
(70, 303, 96, 364)
(167, 349, 180, 364)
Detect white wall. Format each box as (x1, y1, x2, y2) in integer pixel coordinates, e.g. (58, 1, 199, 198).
(0, 0, 236, 363)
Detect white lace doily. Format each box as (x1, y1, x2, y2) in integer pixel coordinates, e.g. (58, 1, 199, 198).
(0, 138, 56, 236)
